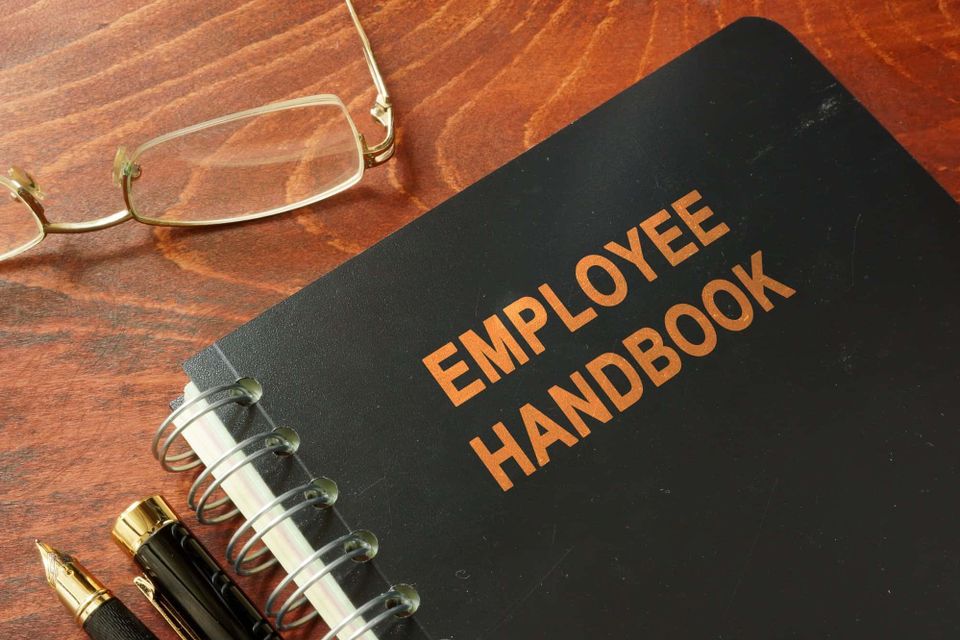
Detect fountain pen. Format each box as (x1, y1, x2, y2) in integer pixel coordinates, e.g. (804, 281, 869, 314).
(36, 540, 159, 640)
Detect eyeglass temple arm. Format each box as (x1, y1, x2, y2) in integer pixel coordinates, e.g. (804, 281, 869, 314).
(345, 0, 394, 168)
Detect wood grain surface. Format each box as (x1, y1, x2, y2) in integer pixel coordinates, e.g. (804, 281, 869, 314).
(0, 1, 957, 638)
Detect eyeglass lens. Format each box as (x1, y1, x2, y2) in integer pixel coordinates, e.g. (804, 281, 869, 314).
(124, 99, 364, 225)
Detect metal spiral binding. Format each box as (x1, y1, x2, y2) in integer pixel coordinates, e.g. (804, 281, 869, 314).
(321, 585, 420, 640)
(157, 378, 421, 638)
(225, 477, 339, 576)
(188, 426, 300, 525)
(152, 377, 263, 472)
(267, 530, 379, 630)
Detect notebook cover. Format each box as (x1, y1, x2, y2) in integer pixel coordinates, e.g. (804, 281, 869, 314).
(186, 18, 960, 638)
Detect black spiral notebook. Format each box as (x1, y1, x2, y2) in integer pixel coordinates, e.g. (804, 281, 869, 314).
(160, 18, 960, 639)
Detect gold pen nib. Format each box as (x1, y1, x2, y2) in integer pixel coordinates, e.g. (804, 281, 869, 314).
(36, 540, 113, 626)
(36, 540, 67, 586)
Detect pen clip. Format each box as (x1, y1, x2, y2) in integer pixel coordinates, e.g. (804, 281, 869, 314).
(134, 575, 200, 640)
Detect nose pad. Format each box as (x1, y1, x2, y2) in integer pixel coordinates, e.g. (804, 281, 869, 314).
(8, 166, 44, 200)
(112, 146, 141, 187)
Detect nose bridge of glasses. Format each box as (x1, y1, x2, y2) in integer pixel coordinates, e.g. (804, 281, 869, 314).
(0, 162, 134, 235)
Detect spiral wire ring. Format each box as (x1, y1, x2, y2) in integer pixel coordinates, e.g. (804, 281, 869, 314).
(226, 477, 339, 576)
(152, 377, 422, 635)
(321, 586, 420, 640)
(188, 428, 299, 525)
(153, 378, 262, 473)
(268, 531, 378, 630)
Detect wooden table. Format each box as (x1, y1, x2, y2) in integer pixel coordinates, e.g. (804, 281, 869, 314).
(0, 1, 957, 637)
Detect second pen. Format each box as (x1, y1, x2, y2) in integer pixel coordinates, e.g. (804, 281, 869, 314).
(112, 495, 281, 640)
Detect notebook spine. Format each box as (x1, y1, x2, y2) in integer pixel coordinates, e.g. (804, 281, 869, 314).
(153, 378, 419, 637)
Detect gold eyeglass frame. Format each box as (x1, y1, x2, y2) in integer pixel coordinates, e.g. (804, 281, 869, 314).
(1, 0, 393, 260)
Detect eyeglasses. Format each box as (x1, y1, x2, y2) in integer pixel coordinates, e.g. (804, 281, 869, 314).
(0, 0, 393, 262)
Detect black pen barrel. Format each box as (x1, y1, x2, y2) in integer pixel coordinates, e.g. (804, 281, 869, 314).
(113, 495, 280, 640)
(135, 520, 280, 640)
(83, 597, 159, 640)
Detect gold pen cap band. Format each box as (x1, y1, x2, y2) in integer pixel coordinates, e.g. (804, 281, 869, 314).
(113, 495, 179, 556)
